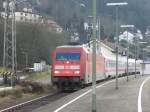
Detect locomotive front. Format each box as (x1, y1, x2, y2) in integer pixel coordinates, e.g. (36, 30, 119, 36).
(51, 46, 85, 90)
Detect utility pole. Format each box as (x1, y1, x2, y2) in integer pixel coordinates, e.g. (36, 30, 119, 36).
(126, 31, 129, 81)
(22, 51, 28, 67)
(106, 2, 128, 89)
(139, 41, 147, 76)
(120, 25, 134, 82)
(92, 0, 97, 111)
(134, 33, 138, 78)
(115, 6, 119, 89)
(142, 49, 144, 76)
(135, 33, 140, 78)
(3, 0, 17, 87)
(98, 16, 101, 53)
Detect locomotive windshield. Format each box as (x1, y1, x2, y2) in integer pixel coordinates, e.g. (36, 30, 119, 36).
(56, 52, 80, 60)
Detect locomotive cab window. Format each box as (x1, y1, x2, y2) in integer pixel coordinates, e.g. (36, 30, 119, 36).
(56, 52, 80, 60)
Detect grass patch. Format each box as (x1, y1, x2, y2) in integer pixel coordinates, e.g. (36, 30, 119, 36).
(0, 93, 37, 110)
(26, 71, 51, 81)
(0, 86, 22, 98)
(0, 70, 56, 108)
(0, 84, 56, 99)
(0, 81, 57, 109)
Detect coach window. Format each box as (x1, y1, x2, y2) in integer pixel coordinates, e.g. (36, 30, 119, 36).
(119, 62, 121, 67)
(111, 61, 113, 67)
(87, 54, 88, 60)
(112, 61, 115, 67)
(106, 61, 108, 67)
(114, 61, 116, 67)
(107, 61, 109, 67)
(110, 61, 112, 67)
(109, 61, 111, 67)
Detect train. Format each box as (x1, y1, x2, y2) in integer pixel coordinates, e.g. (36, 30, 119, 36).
(51, 41, 142, 90)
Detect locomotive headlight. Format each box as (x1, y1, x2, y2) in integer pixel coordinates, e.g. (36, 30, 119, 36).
(54, 71, 60, 74)
(74, 71, 80, 74)
(66, 61, 70, 64)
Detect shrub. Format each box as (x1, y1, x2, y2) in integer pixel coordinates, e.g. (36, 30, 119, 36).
(20, 80, 44, 93)
(0, 91, 7, 97)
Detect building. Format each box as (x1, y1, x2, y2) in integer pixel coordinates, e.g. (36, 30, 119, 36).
(141, 61, 150, 75)
(1, 9, 63, 33)
(46, 20, 63, 33)
(145, 26, 150, 36)
(15, 11, 43, 23)
(1, 10, 42, 23)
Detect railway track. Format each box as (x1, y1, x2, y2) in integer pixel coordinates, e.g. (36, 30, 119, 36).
(0, 79, 108, 112)
(0, 74, 135, 112)
(0, 91, 70, 112)
(0, 79, 105, 112)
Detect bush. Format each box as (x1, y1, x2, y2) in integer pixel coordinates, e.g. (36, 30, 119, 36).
(9, 89, 22, 99)
(20, 80, 44, 93)
(26, 71, 50, 81)
(0, 80, 56, 99)
(41, 84, 56, 93)
(0, 91, 7, 97)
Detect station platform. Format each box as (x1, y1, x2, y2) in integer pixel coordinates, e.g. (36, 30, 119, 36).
(32, 75, 150, 112)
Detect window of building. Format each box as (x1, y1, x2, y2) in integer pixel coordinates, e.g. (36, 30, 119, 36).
(20, 17, 23, 20)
